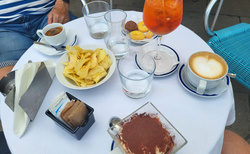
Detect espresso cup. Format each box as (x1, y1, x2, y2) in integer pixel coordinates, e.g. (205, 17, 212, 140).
(186, 51, 228, 94)
(36, 23, 67, 46)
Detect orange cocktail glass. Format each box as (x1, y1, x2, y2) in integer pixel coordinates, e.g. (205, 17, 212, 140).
(143, 0, 183, 75)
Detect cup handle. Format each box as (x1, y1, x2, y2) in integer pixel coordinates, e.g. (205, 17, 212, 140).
(196, 80, 207, 94)
(36, 30, 44, 38)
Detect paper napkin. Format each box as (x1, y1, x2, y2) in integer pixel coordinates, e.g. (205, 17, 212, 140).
(13, 60, 55, 137)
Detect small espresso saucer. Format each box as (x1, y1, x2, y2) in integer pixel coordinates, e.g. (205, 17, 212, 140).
(178, 64, 230, 98)
(34, 28, 77, 56)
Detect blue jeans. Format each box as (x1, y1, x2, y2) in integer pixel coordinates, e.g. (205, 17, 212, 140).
(0, 11, 77, 68)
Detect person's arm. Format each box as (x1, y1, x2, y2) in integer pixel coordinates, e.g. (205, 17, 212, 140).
(47, 0, 70, 24)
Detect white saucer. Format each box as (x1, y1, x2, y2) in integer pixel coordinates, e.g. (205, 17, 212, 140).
(178, 64, 230, 98)
(34, 28, 77, 56)
(135, 44, 180, 77)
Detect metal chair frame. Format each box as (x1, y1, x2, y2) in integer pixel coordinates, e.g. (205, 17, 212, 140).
(204, 0, 224, 36)
(204, 0, 250, 89)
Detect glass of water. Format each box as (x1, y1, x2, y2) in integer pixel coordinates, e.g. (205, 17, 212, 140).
(82, 1, 110, 39)
(104, 9, 131, 59)
(117, 52, 156, 99)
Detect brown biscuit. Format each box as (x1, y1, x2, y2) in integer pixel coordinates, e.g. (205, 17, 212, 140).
(60, 100, 88, 130)
(68, 100, 88, 127)
(125, 21, 138, 32)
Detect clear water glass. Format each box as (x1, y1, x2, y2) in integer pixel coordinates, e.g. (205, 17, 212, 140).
(104, 9, 131, 59)
(117, 52, 156, 99)
(82, 1, 110, 39)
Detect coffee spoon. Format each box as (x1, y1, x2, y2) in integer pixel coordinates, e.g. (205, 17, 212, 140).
(109, 116, 121, 128)
(227, 73, 236, 78)
(109, 116, 122, 134)
(33, 41, 66, 51)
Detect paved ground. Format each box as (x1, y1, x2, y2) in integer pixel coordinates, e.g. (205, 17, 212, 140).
(1, 0, 249, 152)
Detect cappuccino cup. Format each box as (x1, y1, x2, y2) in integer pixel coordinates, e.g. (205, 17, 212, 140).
(36, 23, 66, 46)
(186, 51, 228, 94)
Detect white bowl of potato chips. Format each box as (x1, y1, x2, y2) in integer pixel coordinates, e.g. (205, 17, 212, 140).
(56, 44, 116, 90)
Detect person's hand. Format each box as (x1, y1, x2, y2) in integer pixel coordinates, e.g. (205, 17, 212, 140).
(48, 0, 70, 24)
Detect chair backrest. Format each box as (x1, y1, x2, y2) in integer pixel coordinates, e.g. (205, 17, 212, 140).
(204, 0, 224, 36)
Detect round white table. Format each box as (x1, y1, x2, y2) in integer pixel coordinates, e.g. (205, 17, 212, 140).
(0, 11, 235, 154)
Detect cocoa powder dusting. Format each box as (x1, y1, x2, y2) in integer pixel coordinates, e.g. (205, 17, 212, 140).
(119, 113, 174, 154)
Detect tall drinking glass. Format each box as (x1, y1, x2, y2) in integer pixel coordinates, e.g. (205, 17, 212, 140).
(82, 1, 110, 39)
(104, 9, 130, 59)
(143, 0, 183, 75)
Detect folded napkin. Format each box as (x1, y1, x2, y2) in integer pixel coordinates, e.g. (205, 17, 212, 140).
(13, 60, 56, 137)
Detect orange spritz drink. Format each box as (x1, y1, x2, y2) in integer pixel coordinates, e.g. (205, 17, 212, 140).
(143, 0, 183, 35)
(142, 0, 183, 75)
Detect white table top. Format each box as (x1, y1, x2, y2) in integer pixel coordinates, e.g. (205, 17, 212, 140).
(0, 11, 235, 154)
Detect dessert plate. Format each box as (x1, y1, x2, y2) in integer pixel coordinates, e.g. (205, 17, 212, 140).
(34, 28, 77, 56)
(127, 16, 157, 45)
(131, 34, 158, 45)
(135, 44, 180, 77)
(178, 64, 230, 98)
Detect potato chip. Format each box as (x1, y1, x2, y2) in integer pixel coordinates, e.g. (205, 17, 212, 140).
(90, 52, 97, 69)
(99, 55, 112, 70)
(96, 48, 106, 63)
(76, 61, 91, 78)
(63, 46, 112, 87)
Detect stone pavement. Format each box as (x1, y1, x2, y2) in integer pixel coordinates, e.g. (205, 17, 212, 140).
(1, 0, 249, 153)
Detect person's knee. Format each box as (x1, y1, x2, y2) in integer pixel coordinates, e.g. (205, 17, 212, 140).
(222, 130, 250, 154)
(0, 30, 33, 62)
(0, 65, 14, 80)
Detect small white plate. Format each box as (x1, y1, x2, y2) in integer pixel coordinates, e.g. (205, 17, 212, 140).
(34, 28, 77, 56)
(131, 34, 158, 45)
(56, 44, 116, 90)
(178, 64, 230, 98)
(127, 16, 157, 45)
(135, 44, 180, 77)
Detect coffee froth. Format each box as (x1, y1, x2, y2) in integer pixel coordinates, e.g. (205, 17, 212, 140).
(189, 52, 227, 79)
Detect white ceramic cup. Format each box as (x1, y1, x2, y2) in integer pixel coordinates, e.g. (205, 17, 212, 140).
(186, 51, 228, 94)
(36, 23, 66, 46)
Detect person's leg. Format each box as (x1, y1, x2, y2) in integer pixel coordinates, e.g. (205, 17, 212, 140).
(0, 25, 34, 79)
(0, 65, 14, 80)
(0, 29, 33, 63)
(222, 130, 250, 154)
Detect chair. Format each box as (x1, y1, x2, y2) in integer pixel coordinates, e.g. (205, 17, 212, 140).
(80, 0, 87, 7)
(204, 0, 250, 89)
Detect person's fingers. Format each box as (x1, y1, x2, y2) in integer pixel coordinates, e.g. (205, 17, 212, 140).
(47, 12, 53, 24)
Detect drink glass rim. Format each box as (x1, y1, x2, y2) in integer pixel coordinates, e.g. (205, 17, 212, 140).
(104, 9, 127, 23)
(82, 1, 110, 18)
(117, 53, 156, 81)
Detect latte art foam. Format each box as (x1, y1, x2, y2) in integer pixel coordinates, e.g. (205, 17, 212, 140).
(189, 52, 227, 79)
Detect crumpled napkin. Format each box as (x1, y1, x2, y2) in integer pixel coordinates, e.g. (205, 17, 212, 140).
(13, 60, 55, 137)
